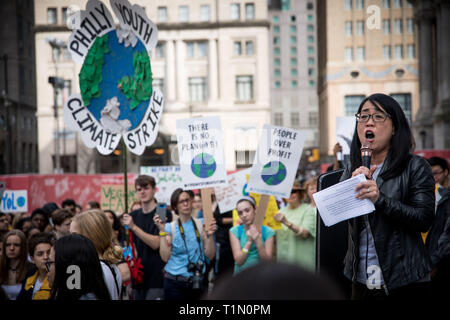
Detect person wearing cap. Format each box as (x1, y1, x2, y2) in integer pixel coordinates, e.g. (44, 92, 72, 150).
(229, 196, 275, 275)
(274, 180, 317, 271)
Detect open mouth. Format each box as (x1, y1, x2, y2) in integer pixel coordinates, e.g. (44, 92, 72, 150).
(365, 130, 375, 142)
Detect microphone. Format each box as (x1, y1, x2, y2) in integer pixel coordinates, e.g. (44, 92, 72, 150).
(361, 142, 372, 169)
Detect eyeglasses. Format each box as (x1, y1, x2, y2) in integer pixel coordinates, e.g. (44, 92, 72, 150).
(177, 198, 191, 205)
(44, 261, 55, 272)
(355, 112, 390, 123)
(432, 170, 444, 176)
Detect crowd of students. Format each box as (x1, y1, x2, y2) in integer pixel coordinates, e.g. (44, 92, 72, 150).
(0, 172, 319, 301)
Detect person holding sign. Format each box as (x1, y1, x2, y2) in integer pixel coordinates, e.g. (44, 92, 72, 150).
(274, 180, 317, 271)
(341, 93, 435, 299)
(229, 197, 275, 274)
(154, 188, 217, 301)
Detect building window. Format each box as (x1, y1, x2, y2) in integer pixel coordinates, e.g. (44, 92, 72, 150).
(308, 57, 315, 65)
(189, 77, 207, 102)
(273, 25, 280, 33)
(383, 45, 391, 59)
(290, 36, 297, 44)
(245, 3, 255, 20)
(407, 44, 415, 58)
(356, 21, 364, 35)
(289, 47, 296, 55)
(231, 3, 240, 20)
(356, 0, 364, 9)
(155, 42, 165, 58)
(273, 37, 280, 45)
(394, 19, 402, 34)
(356, 47, 365, 61)
(383, 0, 391, 8)
(345, 21, 353, 36)
(394, 44, 403, 59)
(274, 47, 280, 55)
(291, 112, 299, 126)
(308, 35, 314, 43)
(406, 19, 414, 33)
(236, 76, 253, 101)
(308, 15, 313, 22)
(291, 68, 298, 77)
(153, 78, 164, 95)
(309, 112, 318, 126)
(235, 150, 255, 168)
(307, 24, 314, 32)
(308, 46, 314, 55)
(345, 47, 353, 61)
(309, 80, 315, 87)
(394, 0, 402, 8)
(383, 19, 391, 34)
(274, 69, 281, 77)
(274, 58, 280, 66)
(308, 68, 314, 76)
(273, 15, 279, 23)
(281, 0, 291, 11)
(62, 7, 68, 24)
(179, 6, 189, 22)
(291, 57, 298, 66)
(275, 81, 281, 88)
(307, 2, 314, 10)
(291, 15, 296, 22)
(344, 95, 365, 116)
(291, 25, 297, 33)
(158, 6, 168, 22)
(245, 41, 254, 55)
(274, 113, 283, 126)
(344, 0, 353, 10)
(200, 5, 210, 22)
(291, 80, 298, 88)
(47, 8, 57, 24)
(186, 41, 207, 58)
(234, 41, 242, 55)
(391, 93, 411, 123)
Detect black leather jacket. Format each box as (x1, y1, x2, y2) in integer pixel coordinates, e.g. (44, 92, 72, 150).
(342, 154, 435, 291)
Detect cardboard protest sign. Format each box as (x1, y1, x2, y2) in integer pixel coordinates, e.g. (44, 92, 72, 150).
(140, 166, 182, 205)
(176, 116, 227, 190)
(336, 117, 356, 155)
(1, 190, 28, 213)
(101, 184, 138, 214)
(64, 0, 163, 156)
(214, 168, 252, 213)
(247, 125, 305, 199)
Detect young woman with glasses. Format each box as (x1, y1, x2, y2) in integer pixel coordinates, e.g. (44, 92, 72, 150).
(154, 188, 217, 300)
(341, 93, 435, 299)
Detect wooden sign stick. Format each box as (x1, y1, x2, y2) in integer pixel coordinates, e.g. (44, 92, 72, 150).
(200, 188, 214, 231)
(254, 194, 270, 230)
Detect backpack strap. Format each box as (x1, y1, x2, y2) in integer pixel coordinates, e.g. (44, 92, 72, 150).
(101, 260, 121, 299)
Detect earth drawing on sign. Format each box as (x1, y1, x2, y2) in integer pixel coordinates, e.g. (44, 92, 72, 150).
(261, 161, 287, 186)
(191, 153, 217, 179)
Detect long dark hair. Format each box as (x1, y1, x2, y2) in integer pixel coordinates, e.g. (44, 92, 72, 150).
(51, 234, 111, 300)
(170, 188, 194, 215)
(350, 93, 412, 180)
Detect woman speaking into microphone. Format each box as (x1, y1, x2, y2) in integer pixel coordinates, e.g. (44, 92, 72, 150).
(341, 93, 435, 299)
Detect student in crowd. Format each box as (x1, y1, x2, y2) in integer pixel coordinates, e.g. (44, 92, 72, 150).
(130, 201, 142, 212)
(342, 93, 435, 299)
(192, 194, 203, 218)
(52, 209, 73, 240)
(17, 232, 55, 300)
(61, 199, 76, 214)
(122, 175, 172, 300)
(154, 188, 217, 301)
(0, 230, 32, 300)
(0, 213, 10, 239)
(104, 209, 125, 247)
(48, 234, 111, 300)
(304, 177, 318, 208)
(13, 217, 33, 236)
(274, 180, 317, 271)
(30, 208, 49, 232)
(229, 196, 275, 275)
(26, 228, 40, 240)
(71, 209, 127, 300)
(74, 204, 82, 215)
(86, 201, 101, 210)
(425, 156, 450, 298)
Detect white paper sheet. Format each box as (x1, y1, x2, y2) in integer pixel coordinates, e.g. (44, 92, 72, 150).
(313, 174, 375, 227)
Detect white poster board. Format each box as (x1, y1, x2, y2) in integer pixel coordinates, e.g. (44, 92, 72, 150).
(247, 125, 305, 198)
(1, 190, 28, 213)
(140, 166, 182, 205)
(336, 116, 356, 155)
(214, 168, 252, 213)
(176, 116, 227, 190)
